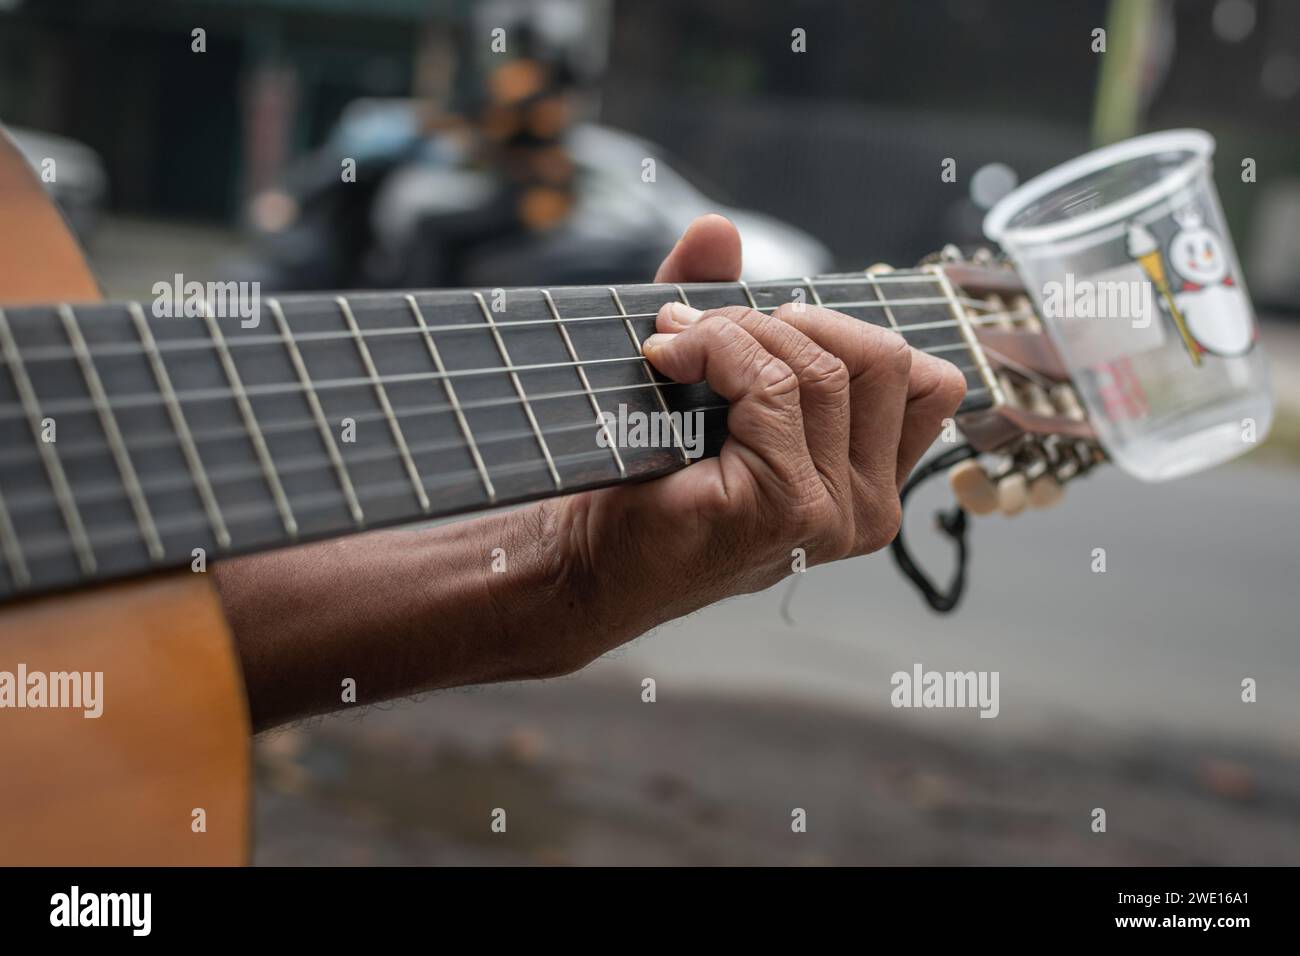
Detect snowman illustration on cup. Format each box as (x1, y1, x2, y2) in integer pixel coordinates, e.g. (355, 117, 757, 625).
(1127, 207, 1255, 364)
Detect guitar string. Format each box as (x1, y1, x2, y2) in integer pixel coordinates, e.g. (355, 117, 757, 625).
(0, 300, 1028, 424)
(4, 362, 995, 560)
(11, 435, 716, 562)
(10, 294, 1005, 362)
(0, 350, 985, 474)
(1, 317, 993, 514)
(0, 312, 982, 455)
(6, 402, 739, 541)
(0, 362, 988, 512)
(1, 362, 983, 563)
(6, 274, 1014, 364)
(0, 323, 999, 470)
(3, 409, 648, 509)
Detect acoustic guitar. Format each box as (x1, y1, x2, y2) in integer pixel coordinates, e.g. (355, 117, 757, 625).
(0, 127, 1098, 864)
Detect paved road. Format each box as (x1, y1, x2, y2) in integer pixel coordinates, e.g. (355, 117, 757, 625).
(583, 459, 1300, 749)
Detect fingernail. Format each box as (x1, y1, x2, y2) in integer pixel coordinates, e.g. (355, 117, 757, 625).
(642, 332, 677, 353)
(666, 302, 704, 325)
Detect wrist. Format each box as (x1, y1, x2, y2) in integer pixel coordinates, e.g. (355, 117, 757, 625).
(485, 495, 623, 680)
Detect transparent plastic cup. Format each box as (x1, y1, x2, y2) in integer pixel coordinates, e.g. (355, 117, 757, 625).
(984, 129, 1272, 481)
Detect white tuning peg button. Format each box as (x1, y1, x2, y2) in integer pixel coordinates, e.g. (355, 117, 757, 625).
(949, 460, 998, 515)
(1028, 473, 1065, 509)
(996, 472, 1028, 516)
(866, 263, 894, 274)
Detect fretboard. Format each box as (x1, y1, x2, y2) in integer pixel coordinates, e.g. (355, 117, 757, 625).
(0, 271, 990, 601)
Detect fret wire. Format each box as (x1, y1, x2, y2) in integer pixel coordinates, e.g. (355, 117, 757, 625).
(405, 294, 496, 504)
(200, 302, 298, 538)
(336, 295, 430, 513)
(541, 289, 625, 479)
(5, 398, 629, 509)
(128, 302, 231, 549)
(0, 357, 986, 506)
(609, 286, 687, 465)
(474, 291, 561, 490)
(0, 374, 689, 468)
(801, 277, 824, 307)
(4, 396, 687, 511)
(14, 295, 985, 365)
(8, 403, 726, 560)
(3, 313, 972, 419)
(0, 348, 977, 447)
(926, 265, 1006, 407)
(0, 485, 30, 588)
(736, 279, 758, 309)
(0, 307, 97, 574)
(271, 299, 364, 527)
(5, 375, 992, 542)
(672, 284, 707, 462)
(58, 304, 165, 561)
(864, 271, 901, 332)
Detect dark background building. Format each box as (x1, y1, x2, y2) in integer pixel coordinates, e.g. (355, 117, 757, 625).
(2, 0, 1297, 289)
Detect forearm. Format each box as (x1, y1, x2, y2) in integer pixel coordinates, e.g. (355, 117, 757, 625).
(213, 500, 593, 731)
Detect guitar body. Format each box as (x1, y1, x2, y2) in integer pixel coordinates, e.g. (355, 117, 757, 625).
(0, 128, 250, 865)
(0, 576, 250, 864)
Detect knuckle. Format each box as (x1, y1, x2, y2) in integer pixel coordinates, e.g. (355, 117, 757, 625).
(785, 486, 835, 539)
(753, 352, 800, 403)
(772, 301, 808, 323)
(938, 360, 968, 407)
(913, 353, 968, 404)
(728, 306, 782, 340)
(883, 333, 914, 377)
(803, 349, 850, 396)
(859, 326, 912, 379)
(698, 313, 737, 337)
(831, 524, 858, 559)
(716, 305, 758, 324)
(696, 313, 747, 351)
(813, 517, 856, 560)
(857, 494, 903, 553)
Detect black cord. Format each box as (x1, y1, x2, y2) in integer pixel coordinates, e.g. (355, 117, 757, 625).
(890, 443, 977, 613)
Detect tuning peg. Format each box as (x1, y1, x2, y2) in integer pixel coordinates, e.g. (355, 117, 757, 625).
(996, 472, 1028, 516)
(866, 263, 894, 274)
(1028, 472, 1065, 509)
(949, 459, 998, 515)
(1050, 383, 1086, 421)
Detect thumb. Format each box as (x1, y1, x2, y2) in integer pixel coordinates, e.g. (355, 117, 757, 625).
(654, 214, 742, 283)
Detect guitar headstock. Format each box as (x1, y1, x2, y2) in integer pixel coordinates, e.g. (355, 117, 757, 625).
(923, 246, 1106, 516)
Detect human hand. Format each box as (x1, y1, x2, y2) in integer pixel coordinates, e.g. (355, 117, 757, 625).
(539, 215, 967, 672)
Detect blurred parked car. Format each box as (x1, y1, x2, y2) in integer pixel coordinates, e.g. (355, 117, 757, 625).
(8, 125, 108, 245)
(235, 99, 833, 291)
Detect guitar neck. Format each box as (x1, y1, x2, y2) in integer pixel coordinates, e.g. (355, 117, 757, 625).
(0, 271, 991, 601)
